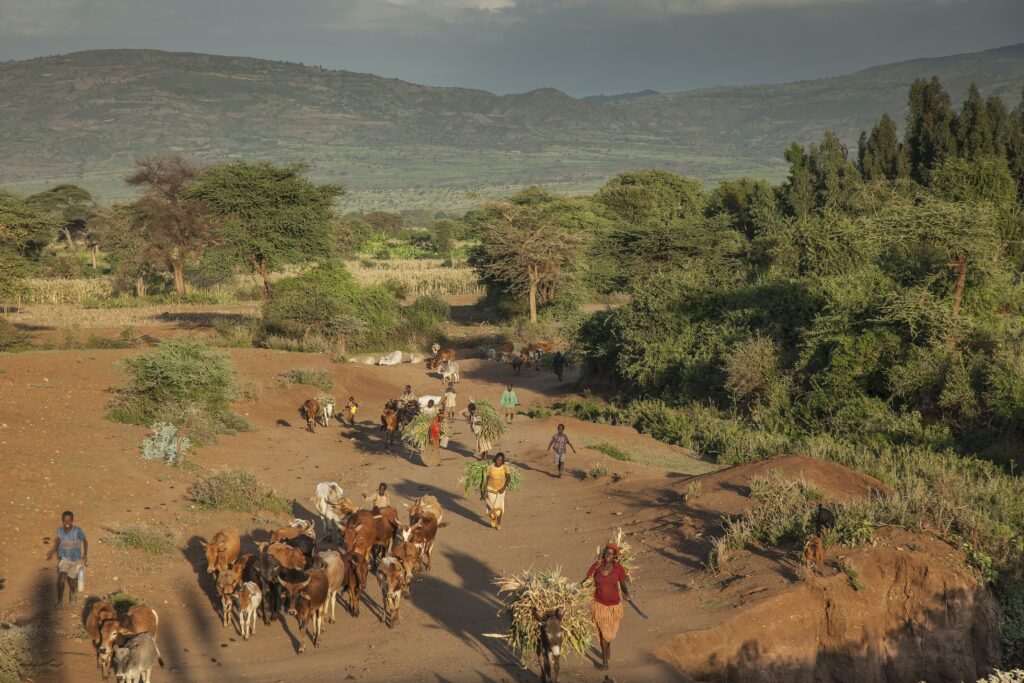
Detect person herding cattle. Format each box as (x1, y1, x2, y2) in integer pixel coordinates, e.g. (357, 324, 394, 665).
(553, 351, 566, 382)
(546, 424, 577, 478)
(500, 384, 518, 423)
(343, 397, 360, 426)
(369, 482, 391, 510)
(585, 544, 631, 671)
(46, 510, 88, 607)
(481, 452, 510, 530)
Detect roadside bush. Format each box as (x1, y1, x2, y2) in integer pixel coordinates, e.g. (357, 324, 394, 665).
(0, 320, 32, 352)
(140, 422, 190, 466)
(105, 524, 176, 554)
(402, 296, 450, 345)
(589, 442, 632, 462)
(280, 368, 333, 391)
(108, 339, 245, 444)
(0, 623, 46, 683)
(190, 470, 290, 515)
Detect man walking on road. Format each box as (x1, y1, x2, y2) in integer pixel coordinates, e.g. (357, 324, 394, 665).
(500, 384, 518, 423)
(546, 423, 577, 478)
(46, 510, 88, 608)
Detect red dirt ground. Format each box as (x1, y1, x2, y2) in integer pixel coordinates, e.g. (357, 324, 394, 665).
(0, 345, 997, 682)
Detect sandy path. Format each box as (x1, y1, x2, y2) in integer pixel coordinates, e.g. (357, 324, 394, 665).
(0, 349, 708, 682)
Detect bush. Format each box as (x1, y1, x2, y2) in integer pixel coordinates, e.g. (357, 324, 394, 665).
(108, 339, 243, 444)
(589, 442, 632, 462)
(589, 464, 611, 479)
(190, 470, 290, 515)
(140, 423, 190, 466)
(0, 623, 47, 683)
(280, 368, 333, 391)
(106, 524, 176, 554)
(0, 320, 32, 352)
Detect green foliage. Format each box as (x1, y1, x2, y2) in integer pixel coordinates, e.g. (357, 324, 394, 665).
(588, 463, 611, 479)
(906, 76, 958, 183)
(836, 559, 865, 591)
(279, 368, 334, 391)
(589, 442, 633, 462)
(140, 422, 191, 466)
(0, 320, 32, 352)
(858, 113, 908, 181)
(190, 469, 290, 515)
(106, 524, 177, 554)
(108, 339, 245, 443)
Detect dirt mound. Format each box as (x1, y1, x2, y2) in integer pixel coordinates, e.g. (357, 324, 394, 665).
(655, 529, 999, 682)
(681, 455, 891, 517)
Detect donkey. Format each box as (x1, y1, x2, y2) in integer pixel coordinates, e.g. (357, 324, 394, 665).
(537, 608, 564, 683)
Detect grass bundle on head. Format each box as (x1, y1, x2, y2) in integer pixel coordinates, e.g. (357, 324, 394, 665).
(588, 528, 638, 583)
(496, 568, 592, 664)
(402, 412, 449, 451)
(460, 459, 524, 497)
(471, 398, 507, 442)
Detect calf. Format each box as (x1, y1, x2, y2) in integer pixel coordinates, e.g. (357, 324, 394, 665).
(282, 534, 318, 566)
(377, 557, 407, 628)
(342, 551, 369, 617)
(391, 530, 421, 598)
(112, 632, 164, 683)
(252, 550, 283, 625)
(318, 399, 336, 427)
(301, 399, 321, 433)
(315, 549, 346, 624)
(380, 408, 400, 451)
(427, 348, 455, 370)
(258, 541, 307, 572)
(280, 568, 330, 653)
(235, 581, 262, 641)
(86, 599, 117, 675)
(202, 528, 241, 575)
(98, 605, 159, 677)
(537, 609, 564, 683)
(216, 568, 241, 629)
(408, 514, 447, 572)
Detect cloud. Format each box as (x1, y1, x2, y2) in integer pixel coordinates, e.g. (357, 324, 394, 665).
(0, 0, 82, 35)
(544, 0, 880, 16)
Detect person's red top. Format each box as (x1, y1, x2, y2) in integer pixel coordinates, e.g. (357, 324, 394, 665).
(429, 418, 441, 441)
(587, 561, 627, 606)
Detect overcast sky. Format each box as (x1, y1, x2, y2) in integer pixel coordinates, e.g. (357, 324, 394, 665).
(0, 0, 1021, 96)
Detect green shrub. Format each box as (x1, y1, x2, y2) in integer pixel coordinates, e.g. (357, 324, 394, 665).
(588, 464, 612, 479)
(280, 368, 333, 391)
(106, 524, 176, 554)
(107, 591, 139, 611)
(108, 339, 244, 444)
(0, 320, 32, 352)
(589, 442, 632, 462)
(190, 470, 290, 515)
(140, 422, 190, 466)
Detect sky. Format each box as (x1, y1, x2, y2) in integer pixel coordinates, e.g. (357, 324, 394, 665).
(0, 0, 1021, 96)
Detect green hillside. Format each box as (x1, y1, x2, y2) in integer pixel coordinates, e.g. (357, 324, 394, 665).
(0, 44, 1022, 208)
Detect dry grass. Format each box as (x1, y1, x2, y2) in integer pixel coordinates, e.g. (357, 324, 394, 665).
(348, 259, 483, 297)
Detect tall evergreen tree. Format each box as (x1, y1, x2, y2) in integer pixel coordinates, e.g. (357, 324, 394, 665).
(858, 113, 906, 181)
(1008, 88, 1024, 201)
(987, 94, 1010, 158)
(783, 142, 814, 218)
(955, 82, 994, 160)
(808, 132, 861, 211)
(905, 77, 957, 184)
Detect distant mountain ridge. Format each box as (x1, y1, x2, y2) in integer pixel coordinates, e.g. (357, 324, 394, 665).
(582, 89, 661, 103)
(0, 44, 1022, 207)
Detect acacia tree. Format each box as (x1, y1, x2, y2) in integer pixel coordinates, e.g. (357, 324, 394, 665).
(125, 154, 209, 295)
(473, 199, 588, 322)
(186, 162, 345, 299)
(25, 184, 94, 255)
(0, 190, 62, 306)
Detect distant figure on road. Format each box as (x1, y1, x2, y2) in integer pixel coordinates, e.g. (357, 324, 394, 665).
(546, 423, 576, 478)
(500, 384, 518, 423)
(443, 382, 457, 422)
(553, 351, 566, 382)
(46, 510, 88, 608)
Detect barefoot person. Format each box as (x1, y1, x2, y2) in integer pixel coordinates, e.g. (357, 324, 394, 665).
(428, 412, 443, 461)
(500, 384, 518, 423)
(546, 423, 577, 477)
(343, 396, 360, 426)
(443, 382, 457, 423)
(585, 544, 630, 670)
(480, 452, 510, 529)
(461, 402, 492, 460)
(46, 511, 88, 608)
(368, 482, 390, 511)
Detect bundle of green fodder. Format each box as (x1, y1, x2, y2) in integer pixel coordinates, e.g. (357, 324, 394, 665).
(496, 568, 592, 664)
(315, 391, 336, 412)
(470, 398, 507, 443)
(585, 528, 638, 586)
(402, 412, 449, 450)
(460, 459, 524, 497)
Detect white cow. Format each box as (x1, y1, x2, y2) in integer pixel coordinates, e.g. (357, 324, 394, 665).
(378, 350, 403, 366)
(311, 482, 346, 542)
(318, 400, 335, 427)
(235, 582, 262, 641)
(439, 361, 460, 384)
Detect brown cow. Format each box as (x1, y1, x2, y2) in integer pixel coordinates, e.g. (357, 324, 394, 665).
(380, 408, 400, 451)
(342, 551, 369, 617)
(526, 342, 556, 353)
(377, 557, 407, 628)
(301, 399, 321, 433)
(269, 519, 316, 543)
(257, 542, 307, 571)
(203, 528, 241, 575)
(86, 599, 117, 675)
(98, 604, 159, 676)
(427, 348, 455, 370)
(391, 529, 422, 598)
(408, 514, 447, 573)
(498, 342, 516, 363)
(343, 507, 399, 564)
(279, 568, 330, 653)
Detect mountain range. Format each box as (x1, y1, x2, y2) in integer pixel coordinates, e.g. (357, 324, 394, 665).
(1, 44, 1022, 209)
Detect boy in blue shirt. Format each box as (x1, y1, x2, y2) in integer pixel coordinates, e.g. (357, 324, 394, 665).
(46, 510, 88, 607)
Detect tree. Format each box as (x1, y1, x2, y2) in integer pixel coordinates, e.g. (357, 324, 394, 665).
(784, 133, 860, 216)
(24, 184, 94, 254)
(783, 142, 814, 218)
(430, 219, 456, 258)
(987, 94, 1010, 158)
(858, 113, 908, 181)
(1008, 88, 1024, 201)
(186, 162, 345, 299)
(93, 203, 161, 297)
(708, 178, 774, 239)
(954, 83, 994, 161)
(0, 190, 62, 304)
(905, 77, 957, 183)
(125, 154, 209, 295)
(363, 211, 404, 237)
(472, 199, 588, 322)
(595, 171, 707, 226)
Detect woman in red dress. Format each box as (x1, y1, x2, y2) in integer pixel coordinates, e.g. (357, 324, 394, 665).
(585, 543, 630, 670)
